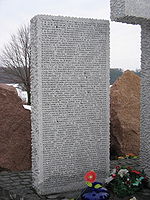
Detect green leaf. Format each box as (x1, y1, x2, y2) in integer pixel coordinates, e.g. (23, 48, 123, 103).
(94, 184, 102, 189)
(133, 182, 140, 186)
(139, 177, 144, 181)
(86, 182, 92, 187)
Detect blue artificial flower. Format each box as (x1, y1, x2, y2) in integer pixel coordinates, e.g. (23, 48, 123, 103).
(81, 182, 109, 200)
(82, 191, 109, 200)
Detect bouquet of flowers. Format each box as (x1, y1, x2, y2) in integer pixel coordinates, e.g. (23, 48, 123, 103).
(117, 153, 138, 160)
(105, 165, 148, 198)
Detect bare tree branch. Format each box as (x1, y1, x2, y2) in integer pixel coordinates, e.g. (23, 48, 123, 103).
(0, 24, 31, 104)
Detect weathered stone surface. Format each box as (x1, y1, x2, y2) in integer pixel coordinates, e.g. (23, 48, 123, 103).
(31, 15, 110, 195)
(0, 84, 31, 171)
(110, 70, 140, 156)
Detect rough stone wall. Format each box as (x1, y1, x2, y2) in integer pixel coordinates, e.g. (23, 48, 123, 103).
(30, 15, 110, 195)
(110, 0, 150, 178)
(141, 24, 150, 177)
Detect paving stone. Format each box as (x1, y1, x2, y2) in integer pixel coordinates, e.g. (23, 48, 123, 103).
(9, 176, 19, 180)
(0, 177, 10, 182)
(22, 189, 34, 195)
(0, 172, 10, 175)
(20, 182, 31, 186)
(19, 176, 30, 180)
(46, 194, 64, 199)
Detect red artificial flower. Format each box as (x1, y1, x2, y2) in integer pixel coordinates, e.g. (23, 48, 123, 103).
(127, 166, 132, 170)
(112, 174, 116, 178)
(131, 170, 141, 174)
(84, 171, 97, 183)
(116, 166, 120, 170)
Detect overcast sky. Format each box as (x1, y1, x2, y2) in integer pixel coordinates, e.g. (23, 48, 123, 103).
(0, 0, 141, 70)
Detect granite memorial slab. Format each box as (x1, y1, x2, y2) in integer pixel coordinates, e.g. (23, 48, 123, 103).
(30, 15, 110, 195)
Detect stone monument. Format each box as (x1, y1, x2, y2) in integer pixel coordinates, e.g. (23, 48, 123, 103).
(110, 0, 150, 177)
(30, 15, 110, 195)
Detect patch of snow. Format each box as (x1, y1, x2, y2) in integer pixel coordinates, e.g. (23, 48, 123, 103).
(7, 83, 19, 88)
(16, 88, 28, 103)
(23, 105, 31, 111)
(7, 84, 28, 103)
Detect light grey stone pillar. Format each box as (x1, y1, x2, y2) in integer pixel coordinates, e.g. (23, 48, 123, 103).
(110, 0, 150, 177)
(141, 24, 150, 176)
(30, 15, 110, 195)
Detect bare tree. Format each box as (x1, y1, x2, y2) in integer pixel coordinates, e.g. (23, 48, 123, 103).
(0, 25, 31, 104)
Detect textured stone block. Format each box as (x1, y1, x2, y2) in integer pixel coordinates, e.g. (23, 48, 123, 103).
(111, 0, 150, 24)
(110, 0, 150, 178)
(140, 24, 150, 177)
(30, 15, 110, 195)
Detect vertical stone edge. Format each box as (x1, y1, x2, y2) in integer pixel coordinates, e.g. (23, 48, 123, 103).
(30, 16, 44, 193)
(140, 23, 150, 178)
(94, 20, 110, 182)
(106, 21, 110, 177)
(101, 20, 110, 178)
